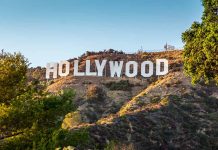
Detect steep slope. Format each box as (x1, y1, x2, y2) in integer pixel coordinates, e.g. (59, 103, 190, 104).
(26, 50, 218, 149)
(45, 50, 183, 124)
(65, 71, 218, 150)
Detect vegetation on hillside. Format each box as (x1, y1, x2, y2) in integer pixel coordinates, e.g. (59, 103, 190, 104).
(0, 51, 28, 104)
(1, 0, 217, 147)
(0, 52, 88, 150)
(104, 80, 133, 91)
(71, 71, 218, 150)
(86, 85, 106, 101)
(182, 0, 218, 84)
(0, 46, 217, 149)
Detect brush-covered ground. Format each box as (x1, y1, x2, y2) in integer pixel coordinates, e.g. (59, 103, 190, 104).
(28, 50, 218, 150)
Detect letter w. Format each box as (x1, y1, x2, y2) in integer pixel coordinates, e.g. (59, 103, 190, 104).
(109, 61, 123, 77)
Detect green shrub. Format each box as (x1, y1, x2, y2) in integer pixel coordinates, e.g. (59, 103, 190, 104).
(53, 129, 90, 149)
(62, 111, 82, 129)
(104, 80, 133, 91)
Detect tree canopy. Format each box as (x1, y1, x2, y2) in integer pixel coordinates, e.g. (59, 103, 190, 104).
(182, 0, 218, 84)
(0, 51, 87, 149)
(0, 51, 28, 103)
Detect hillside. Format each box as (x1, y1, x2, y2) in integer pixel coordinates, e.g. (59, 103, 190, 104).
(70, 70, 218, 150)
(46, 50, 183, 123)
(27, 50, 218, 149)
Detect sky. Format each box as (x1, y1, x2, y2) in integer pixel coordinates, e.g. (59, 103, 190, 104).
(0, 0, 203, 67)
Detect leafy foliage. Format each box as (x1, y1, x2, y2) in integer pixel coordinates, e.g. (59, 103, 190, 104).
(0, 51, 29, 103)
(62, 111, 83, 129)
(0, 51, 90, 149)
(53, 128, 90, 149)
(182, 0, 218, 84)
(0, 89, 76, 150)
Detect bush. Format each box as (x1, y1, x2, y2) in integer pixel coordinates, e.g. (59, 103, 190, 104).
(104, 80, 133, 91)
(62, 111, 82, 129)
(86, 85, 105, 101)
(53, 128, 90, 149)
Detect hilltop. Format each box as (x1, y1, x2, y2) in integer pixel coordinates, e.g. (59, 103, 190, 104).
(27, 50, 218, 149)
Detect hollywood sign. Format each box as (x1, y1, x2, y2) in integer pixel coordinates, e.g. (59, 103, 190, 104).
(46, 59, 168, 79)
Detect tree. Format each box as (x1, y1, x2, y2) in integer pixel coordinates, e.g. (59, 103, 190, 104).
(0, 51, 29, 103)
(182, 0, 218, 84)
(0, 88, 76, 150)
(0, 51, 82, 149)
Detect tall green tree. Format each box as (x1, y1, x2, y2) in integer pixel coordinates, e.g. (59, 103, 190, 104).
(182, 0, 218, 84)
(0, 51, 29, 103)
(0, 51, 84, 149)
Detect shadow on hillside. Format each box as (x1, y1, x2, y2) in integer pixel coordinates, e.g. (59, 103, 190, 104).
(70, 92, 218, 150)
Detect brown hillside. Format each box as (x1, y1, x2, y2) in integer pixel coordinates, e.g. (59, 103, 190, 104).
(28, 50, 218, 149)
(66, 71, 218, 150)
(45, 50, 183, 124)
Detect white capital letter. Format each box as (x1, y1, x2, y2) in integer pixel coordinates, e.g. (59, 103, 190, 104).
(95, 60, 107, 76)
(141, 61, 153, 77)
(86, 60, 97, 76)
(46, 62, 58, 79)
(58, 61, 70, 77)
(125, 61, 138, 78)
(74, 60, 85, 76)
(156, 59, 168, 75)
(109, 61, 123, 77)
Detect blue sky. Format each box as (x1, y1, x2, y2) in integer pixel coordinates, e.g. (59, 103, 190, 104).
(0, 0, 203, 67)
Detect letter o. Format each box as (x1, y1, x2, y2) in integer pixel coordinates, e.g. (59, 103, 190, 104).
(125, 61, 138, 77)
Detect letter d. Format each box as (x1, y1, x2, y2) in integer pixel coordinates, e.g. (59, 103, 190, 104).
(156, 59, 168, 76)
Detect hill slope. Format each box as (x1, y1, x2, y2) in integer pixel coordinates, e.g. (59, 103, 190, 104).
(64, 71, 218, 150)
(28, 50, 218, 149)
